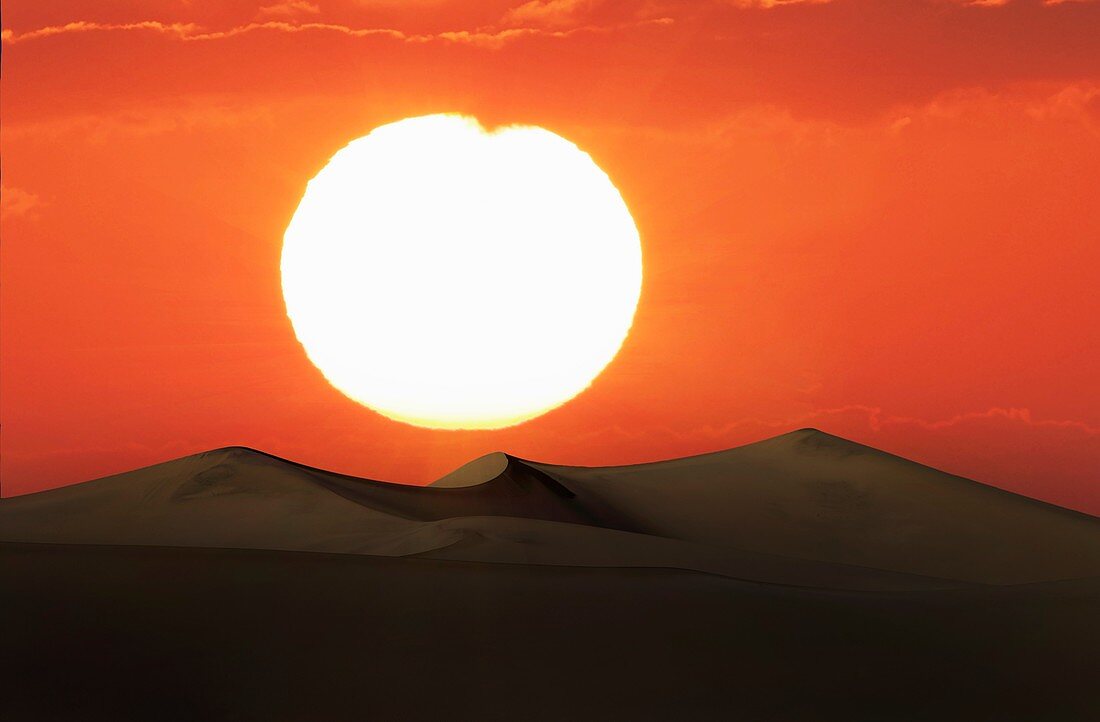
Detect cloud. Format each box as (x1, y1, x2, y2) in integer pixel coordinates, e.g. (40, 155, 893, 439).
(720, 0, 1098, 9)
(1, 15, 673, 49)
(3, 99, 281, 144)
(805, 405, 1099, 436)
(1, 22, 198, 45)
(433, 17, 672, 49)
(606, 82, 1100, 151)
(502, 0, 597, 27)
(724, 0, 833, 8)
(256, 1, 322, 19)
(0, 21, 400, 45)
(1, 185, 43, 221)
(952, 0, 1099, 5)
(572, 404, 1098, 447)
(886, 83, 1100, 136)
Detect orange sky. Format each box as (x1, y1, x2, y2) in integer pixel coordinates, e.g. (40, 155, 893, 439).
(2, 0, 1098, 513)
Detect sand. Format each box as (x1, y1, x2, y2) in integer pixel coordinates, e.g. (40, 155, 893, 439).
(2, 429, 1097, 586)
(2, 429, 1098, 719)
(3, 542, 1098, 721)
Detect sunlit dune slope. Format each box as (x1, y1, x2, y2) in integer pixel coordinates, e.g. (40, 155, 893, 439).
(2, 429, 1097, 588)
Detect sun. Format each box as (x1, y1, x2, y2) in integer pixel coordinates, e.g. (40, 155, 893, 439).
(281, 114, 642, 430)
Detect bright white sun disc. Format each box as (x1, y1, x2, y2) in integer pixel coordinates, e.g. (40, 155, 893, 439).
(281, 114, 642, 429)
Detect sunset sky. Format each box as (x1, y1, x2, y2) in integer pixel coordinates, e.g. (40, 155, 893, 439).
(2, 0, 1098, 513)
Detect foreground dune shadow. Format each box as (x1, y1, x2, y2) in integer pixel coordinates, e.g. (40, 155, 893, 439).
(2, 429, 1099, 720)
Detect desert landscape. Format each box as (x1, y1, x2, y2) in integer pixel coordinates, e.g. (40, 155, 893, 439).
(3, 429, 1098, 720)
(6, 2, 1099, 720)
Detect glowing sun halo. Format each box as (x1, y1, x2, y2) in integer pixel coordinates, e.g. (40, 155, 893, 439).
(281, 114, 643, 429)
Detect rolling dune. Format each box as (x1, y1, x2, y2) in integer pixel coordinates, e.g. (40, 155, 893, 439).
(2, 429, 1098, 588)
(3, 429, 1099, 720)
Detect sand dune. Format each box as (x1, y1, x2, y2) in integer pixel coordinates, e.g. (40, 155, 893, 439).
(2, 429, 1097, 589)
(3, 429, 1100, 720)
(529, 429, 1100, 584)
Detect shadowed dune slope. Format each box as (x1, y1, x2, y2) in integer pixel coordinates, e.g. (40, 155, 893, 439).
(2, 429, 1098, 587)
(529, 429, 1100, 584)
(5, 542, 1099, 722)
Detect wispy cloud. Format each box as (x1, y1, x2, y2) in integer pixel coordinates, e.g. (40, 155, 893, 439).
(1, 15, 673, 49)
(599, 404, 1100, 447)
(957, 0, 1098, 5)
(2, 99, 280, 144)
(721, 0, 1095, 8)
(256, 1, 322, 19)
(502, 0, 597, 27)
(2, 21, 197, 45)
(805, 404, 1100, 436)
(1, 21, 400, 45)
(723, 0, 833, 8)
(1, 185, 43, 221)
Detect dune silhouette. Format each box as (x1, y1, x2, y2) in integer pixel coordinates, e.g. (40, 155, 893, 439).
(2, 429, 1097, 587)
(2, 429, 1098, 720)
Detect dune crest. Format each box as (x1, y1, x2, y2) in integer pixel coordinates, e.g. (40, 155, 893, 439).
(430, 452, 510, 488)
(2, 429, 1098, 589)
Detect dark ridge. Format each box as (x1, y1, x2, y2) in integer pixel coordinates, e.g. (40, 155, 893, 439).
(7, 433, 1096, 524)
(781, 430, 1100, 522)
(311, 455, 645, 533)
(790, 428, 875, 456)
